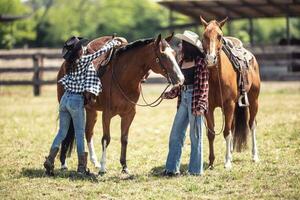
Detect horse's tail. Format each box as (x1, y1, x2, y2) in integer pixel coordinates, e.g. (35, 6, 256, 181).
(59, 119, 75, 164)
(233, 104, 249, 152)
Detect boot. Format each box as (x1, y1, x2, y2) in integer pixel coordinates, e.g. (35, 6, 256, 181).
(44, 147, 59, 176)
(77, 152, 90, 175)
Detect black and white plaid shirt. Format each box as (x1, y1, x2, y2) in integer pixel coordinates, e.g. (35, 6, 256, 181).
(59, 39, 121, 96)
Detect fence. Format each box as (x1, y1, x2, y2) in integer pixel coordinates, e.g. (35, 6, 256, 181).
(0, 45, 300, 96)
(0, 52, 61, 96)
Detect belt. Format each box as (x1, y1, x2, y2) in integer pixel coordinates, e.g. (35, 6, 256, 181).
(181, 84, 193, 91)
(66, 91, 84, 95)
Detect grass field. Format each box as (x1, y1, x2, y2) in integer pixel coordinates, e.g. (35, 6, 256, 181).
(0, 82, 300, 200)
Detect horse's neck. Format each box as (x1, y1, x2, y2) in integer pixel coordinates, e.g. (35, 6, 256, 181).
(112, 45, 153, 89)
(209, 50, 235, 82)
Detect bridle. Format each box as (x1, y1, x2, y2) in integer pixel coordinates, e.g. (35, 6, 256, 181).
(111, 42, 172, 107)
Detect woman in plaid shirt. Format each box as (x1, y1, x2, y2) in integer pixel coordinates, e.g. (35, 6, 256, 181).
(163, 30, 209, 176)
(43, 36, 121, 176)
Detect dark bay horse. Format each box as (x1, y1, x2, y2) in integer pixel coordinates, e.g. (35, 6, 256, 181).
(200, 17, 261, 169)
(57, 34, 184, 173)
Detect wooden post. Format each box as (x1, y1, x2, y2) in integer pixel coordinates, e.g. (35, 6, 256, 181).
(32, 55, 41, 96)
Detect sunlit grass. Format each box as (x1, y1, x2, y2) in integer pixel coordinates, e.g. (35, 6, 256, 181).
(0, 82, 300, 199)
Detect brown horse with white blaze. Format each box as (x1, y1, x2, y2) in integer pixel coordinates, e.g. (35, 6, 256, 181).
(200, 16, 261, 169)
(57, 34, 184, 173)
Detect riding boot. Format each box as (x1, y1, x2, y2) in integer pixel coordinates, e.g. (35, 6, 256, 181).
(44, 147, 59, 176)
(77, 152, 90, 175)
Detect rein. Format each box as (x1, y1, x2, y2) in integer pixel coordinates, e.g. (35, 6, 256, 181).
(111, 44, 171, 107)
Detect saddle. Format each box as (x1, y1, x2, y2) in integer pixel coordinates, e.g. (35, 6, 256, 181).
(84, 36, 128, 78)
(222, 37, 254, 107)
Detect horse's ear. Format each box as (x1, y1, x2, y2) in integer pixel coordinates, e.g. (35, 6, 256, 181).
(218, 17, 228, 28)
(200, 16, 208, 27)
(155, 34, 162, 47)
(165, 32, 174, 42)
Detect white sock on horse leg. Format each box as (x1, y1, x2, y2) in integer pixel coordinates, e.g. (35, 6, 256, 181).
(251, 123, 259, 162)
(100, 140, 107, 173)
(224, 132, 233, 169)
(61, 160, 68, 170)
(88, 140, 100, 168)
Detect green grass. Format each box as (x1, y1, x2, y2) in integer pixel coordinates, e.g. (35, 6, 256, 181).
(0, 82, 300, 200)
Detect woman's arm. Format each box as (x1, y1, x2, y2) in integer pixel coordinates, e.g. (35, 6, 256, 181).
(78, 39, 122, 69)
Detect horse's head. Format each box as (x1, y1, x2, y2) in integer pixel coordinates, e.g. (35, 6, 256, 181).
(151, 34, 184, 86)
(200, 16, 228, 67)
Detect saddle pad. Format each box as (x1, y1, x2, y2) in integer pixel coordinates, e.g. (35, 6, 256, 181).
(222, 37, 253, 71)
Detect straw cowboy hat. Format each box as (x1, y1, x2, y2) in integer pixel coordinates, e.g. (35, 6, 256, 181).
(175, 30, 203, 52)
(62, 36, 89, 60)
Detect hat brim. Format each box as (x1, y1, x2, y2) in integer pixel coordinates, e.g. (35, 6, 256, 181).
(175, 33, 203, 52)
(63, 38, 89, 60)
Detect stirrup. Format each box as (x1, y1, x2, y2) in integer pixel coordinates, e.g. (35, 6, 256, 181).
(238, 93, 249, 107)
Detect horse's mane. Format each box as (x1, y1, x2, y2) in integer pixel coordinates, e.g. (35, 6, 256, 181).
(116, 38, 154, 56)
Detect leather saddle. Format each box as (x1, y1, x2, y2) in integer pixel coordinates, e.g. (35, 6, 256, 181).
(84, 36, 128, 78)
(222, 36, 253, 107)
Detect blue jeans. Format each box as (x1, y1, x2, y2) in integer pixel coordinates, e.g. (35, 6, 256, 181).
(51, 91, 85, 156)
(165, 88, 204, 175)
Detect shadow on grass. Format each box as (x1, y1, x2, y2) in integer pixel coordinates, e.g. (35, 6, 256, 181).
(150, 162, 211, 177)
(21, 168, 99, 183)
(21, 168, 139, 183)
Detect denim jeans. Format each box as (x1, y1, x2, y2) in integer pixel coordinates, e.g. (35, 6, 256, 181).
(51, 91, 85, 156)
(165, 88, 204, 175)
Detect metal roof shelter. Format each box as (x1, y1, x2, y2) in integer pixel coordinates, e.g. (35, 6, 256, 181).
(158, 0, 300, 45)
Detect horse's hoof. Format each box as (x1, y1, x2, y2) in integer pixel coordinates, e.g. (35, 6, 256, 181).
(121, 168, 129, 174)
(224, 162, 232, 170)
(61, 164, 68, 171)
(61, 166, 68, 171)
(98, 169, 106, 176)
(208, 165, 214, 170)
(92, 162, 101, 169)
(252, 155, 260, 163)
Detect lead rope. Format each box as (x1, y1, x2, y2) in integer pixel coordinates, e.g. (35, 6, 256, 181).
(139, 82, 171, 107)
(111, 59, 171, 107)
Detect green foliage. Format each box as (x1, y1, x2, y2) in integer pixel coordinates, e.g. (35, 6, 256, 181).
(0, 0, 35, 48)
(0, 0, 300, 48)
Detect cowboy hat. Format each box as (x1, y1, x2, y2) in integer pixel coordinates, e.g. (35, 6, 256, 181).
(175, 30, 203, 52)
(62, 36, 89, 60)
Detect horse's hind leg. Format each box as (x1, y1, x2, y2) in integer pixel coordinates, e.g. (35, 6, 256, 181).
(99, 112, 112, 174)
(223, 101, 235, 169)
(86, 109, 100, 168)
(120, 111, 136, 174)
(249, 96, 259, 162)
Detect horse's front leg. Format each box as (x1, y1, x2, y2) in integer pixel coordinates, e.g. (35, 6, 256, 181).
(85, 109, 100, 168)
(206, 110, 215, 169)
(223, 101, 235, 169)
(99, 111, 112, 174)
(120, 110, 136, 174)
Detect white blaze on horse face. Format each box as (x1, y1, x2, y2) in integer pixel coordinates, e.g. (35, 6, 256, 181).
(88, 140, 100, 168)
(164, 46, 185, 85)
(251, 123, 259, 162)
(206, 39, 217, 67)
(224, 132, 233, 169)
